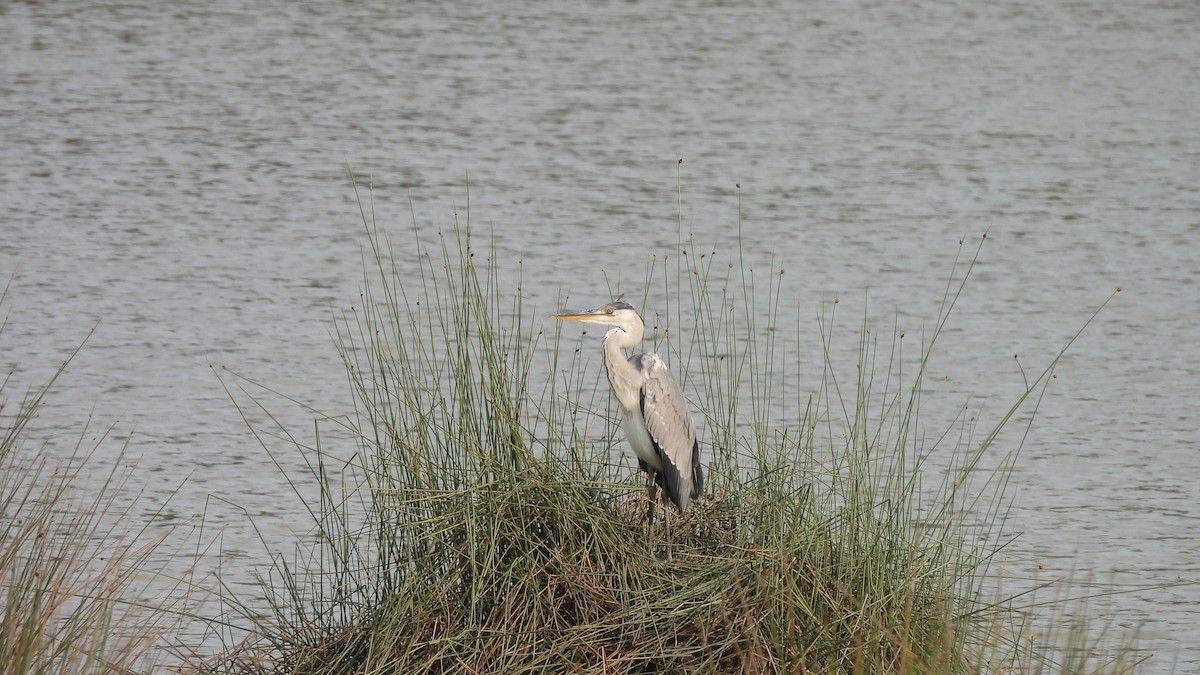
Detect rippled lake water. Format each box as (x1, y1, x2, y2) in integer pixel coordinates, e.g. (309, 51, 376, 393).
(2, 0, 1197, 669)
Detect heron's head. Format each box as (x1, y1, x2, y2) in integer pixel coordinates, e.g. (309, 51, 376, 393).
(553, 300, 644, 335)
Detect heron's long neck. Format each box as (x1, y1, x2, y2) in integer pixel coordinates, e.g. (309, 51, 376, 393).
(602, 327, 642, 412)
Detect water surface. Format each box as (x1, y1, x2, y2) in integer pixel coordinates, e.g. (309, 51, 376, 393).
(1, 0, 1197, 668)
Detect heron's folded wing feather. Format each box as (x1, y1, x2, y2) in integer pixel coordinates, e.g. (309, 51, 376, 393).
(635, 353, 700, 512)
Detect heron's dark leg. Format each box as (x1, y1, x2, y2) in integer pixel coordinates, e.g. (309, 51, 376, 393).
(663, 505, 673, 563)
(645, 470, 658, 557)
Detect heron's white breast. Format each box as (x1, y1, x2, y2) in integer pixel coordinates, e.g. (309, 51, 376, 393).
(623, 409, 662, 471)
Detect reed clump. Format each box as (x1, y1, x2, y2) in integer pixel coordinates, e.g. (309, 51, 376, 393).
(0, 280, 194, 674)
(204, 182, 1138, 674)
(246, 473, 961, 673)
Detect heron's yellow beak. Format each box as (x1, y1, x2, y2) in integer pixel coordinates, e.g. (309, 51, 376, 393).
(552, 307, 618, 326)
(553, 305, 614, 322)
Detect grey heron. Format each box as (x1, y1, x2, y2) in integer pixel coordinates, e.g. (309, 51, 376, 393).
(553, 300, 704, 561)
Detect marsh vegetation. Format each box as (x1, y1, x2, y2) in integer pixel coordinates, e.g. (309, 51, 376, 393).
(1, 186, 1141, 673)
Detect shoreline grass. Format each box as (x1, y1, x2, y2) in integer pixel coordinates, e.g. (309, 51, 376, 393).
(195, 178, 1143, 674)
(0, 280, 199, 674)
(0, 172, 1157, 672)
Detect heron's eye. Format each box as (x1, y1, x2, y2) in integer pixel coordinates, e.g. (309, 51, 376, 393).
(606, 307, 614, 315)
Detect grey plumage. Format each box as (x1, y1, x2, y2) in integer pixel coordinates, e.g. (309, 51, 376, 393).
(632, 352, 703, 513)
(554, 300, 704, 561)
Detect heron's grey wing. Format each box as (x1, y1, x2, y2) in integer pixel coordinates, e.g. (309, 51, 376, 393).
(634, 353, 702, 512)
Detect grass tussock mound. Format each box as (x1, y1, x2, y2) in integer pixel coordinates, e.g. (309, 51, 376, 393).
(278, 472, 959, 674)
(204, 180, 1136, 674)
